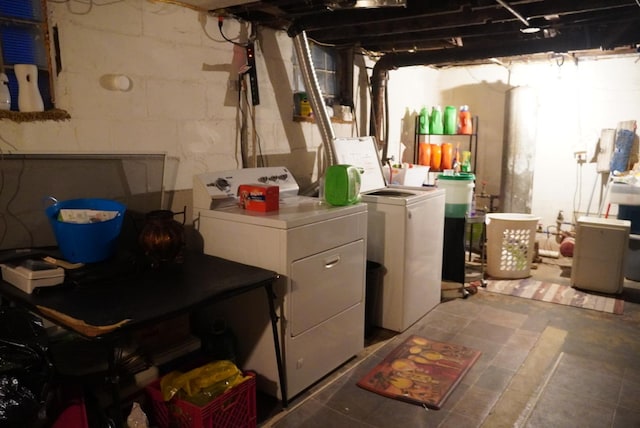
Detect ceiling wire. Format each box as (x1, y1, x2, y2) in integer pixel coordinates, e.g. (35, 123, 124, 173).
(495, 0, 529, 27)
(217, 16, 256, 47)
(46, 0, 126, 15)
(0, 155, 33, 248)
(146, 0, 205, 11)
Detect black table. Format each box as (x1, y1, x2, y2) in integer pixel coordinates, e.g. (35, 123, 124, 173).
(0, 250, 285, 425)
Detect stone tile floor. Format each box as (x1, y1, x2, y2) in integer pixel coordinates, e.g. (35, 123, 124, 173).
(257, 256, 640, 427)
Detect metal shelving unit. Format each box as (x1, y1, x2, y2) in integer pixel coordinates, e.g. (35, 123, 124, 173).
(413, 116, 479, 172)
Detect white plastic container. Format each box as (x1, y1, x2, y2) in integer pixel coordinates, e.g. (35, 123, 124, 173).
(383, 164, 429, 186)
(436, 173, 475, 218)
(15, 64, 44, 113)
(0, 73, 10, 111)
(1, 263, 64, 294)
(485, 213, 540, 279)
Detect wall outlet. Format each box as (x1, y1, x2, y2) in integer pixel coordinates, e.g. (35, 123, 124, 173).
(574, 151, 587, 164)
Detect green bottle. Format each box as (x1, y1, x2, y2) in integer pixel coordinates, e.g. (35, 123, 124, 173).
(430, 106, 443, 134)
(444, 105, 457, 134)
(418, 107, 429, 134)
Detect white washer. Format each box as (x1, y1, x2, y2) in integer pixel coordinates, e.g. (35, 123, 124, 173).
(193, 167, 367, 400)
(333, 137, 445, 332)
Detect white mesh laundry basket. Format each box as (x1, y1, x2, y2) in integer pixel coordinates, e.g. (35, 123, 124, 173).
(485, 213, 540, 279)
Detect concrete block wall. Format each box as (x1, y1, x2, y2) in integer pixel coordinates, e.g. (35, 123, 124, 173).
(1, 0, 356, 205)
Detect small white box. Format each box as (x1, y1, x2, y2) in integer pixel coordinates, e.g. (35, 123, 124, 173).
(1, 263, 65, 294)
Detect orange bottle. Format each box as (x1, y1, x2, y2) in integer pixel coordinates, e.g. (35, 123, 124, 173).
(459, 105, 472, 135)
(419, 143, 431, 166)
(430, 143, 441, 171)
(441, 143, 453, 170)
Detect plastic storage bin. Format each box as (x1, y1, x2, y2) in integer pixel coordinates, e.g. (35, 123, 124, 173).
(45, 198, 126, 263)
(146, 371, 257, 428)
(626, 234, 640, 281)
(617, 205, 640, 281)
(437, 173, 475, 218)
(485, 213, 540, 279)
(617, 204, 640, 234)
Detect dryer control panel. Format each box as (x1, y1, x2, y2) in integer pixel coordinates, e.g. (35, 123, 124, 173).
(193, 166, 299, 210)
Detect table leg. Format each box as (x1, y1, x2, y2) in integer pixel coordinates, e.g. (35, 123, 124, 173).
(468, 223, 474, 262)
(480, 221, 487, 287)
(264, 280, 288, 408)
(107, 342, 124, 428)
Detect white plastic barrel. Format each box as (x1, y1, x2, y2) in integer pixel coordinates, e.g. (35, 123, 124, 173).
(437, 173, 475, 218)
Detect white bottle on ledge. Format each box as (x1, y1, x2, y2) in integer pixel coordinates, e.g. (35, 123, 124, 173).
(0, 73, 10, 111)
(15, 64, 44, 112)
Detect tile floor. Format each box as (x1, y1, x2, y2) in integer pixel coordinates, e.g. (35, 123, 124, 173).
(257, 256, 640, 427)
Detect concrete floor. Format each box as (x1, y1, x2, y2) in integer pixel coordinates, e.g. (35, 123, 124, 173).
(257, 255, 640, 427)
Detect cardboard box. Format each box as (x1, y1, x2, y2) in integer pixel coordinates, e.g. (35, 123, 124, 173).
(237, 184, 279, 212)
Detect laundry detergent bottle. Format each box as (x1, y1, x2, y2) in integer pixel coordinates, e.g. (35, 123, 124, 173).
(444, 105, 457, 134)
(429, 105, 443, 134)
(418, 106, 429, 134)
(459, 105, 473, 134)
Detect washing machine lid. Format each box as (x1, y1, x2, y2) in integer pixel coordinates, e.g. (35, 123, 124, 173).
(331, 136, 387, 193)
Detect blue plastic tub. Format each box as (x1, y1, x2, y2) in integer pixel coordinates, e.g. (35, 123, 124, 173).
(46, 198, 126, 263)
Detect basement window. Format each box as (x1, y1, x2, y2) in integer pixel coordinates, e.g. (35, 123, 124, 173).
(0, 0, 58, 116)
(293, 42, 337, 107)
(292, 42, 354, 122)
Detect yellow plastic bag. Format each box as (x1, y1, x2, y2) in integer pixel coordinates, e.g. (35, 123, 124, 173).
(160, 360, 250, 406)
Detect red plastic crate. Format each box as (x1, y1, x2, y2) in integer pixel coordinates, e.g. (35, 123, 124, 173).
(146, 371, 256, 428)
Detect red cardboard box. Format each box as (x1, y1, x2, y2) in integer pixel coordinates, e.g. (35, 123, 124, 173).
(238, 184, 279, 212)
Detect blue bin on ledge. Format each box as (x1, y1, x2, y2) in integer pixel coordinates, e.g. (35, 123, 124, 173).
(46, 198, 126, 263)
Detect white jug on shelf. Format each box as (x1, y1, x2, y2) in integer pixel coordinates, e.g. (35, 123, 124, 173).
(15, 64, 44, 112)
(0, 73, 10, 111)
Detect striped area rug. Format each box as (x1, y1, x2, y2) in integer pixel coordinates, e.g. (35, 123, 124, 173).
(481, 278, 624, 314)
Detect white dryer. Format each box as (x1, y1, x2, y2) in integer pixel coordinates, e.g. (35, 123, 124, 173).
(193, 167, 367, 401)
(332, 137, 445, 332)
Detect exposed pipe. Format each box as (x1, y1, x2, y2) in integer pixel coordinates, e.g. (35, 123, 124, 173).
(292, 31, 337, 167)
(495, 0, 530, 27)
(369, 68, 388, 161)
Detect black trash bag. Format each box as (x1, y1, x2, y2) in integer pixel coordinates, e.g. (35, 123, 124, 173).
(0, 307, 53, 428)
(0, 307, 48, 353)
(0, 375, 40, 428)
